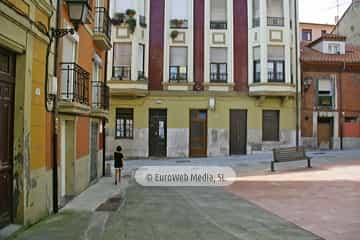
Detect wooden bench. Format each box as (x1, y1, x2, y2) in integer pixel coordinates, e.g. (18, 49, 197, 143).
(271, 147, 311, 172)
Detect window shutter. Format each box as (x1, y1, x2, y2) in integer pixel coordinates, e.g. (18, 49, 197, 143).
(211, 0, 227, 21)
(318, 79, 332, 92)
(268, 46, 284, 60)
(113, 43, 131, 66)
(170, 47, 187, 66)
(263, 110, 279, 141)
(210, 47, 227, 63)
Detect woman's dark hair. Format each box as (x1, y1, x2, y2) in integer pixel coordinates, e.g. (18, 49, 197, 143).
(116, 146, 122, 152)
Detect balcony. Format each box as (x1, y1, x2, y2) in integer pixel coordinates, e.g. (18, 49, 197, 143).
(139, 15, 147, 27)
(210, 73, 227, 83)
(267, 17, 284, 27)
(249, 82, 296, 97)
(252, 18, 260, 28)
(112, 66, 131, 80)
(317, 95, 334, 110)
(210, 21, 227, 30)
(268, 72, 285, 83)
(91, 81, 109, 118)
(170, 19, 189, 29)
(59, 62, 90, 114)
(93, 7, 112, 50)
(108, 66, 148, 97)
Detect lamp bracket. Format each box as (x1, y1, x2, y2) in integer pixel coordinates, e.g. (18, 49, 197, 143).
(51, 28, 75, 39)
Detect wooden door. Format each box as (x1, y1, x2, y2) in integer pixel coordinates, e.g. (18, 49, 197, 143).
(318, 118, 332, 149)
(90, 122, 98, 182)
(230, 110, 247, 155)
(0, 48, 15, 227)
(149, 109, 167, 157)
(190, 110, 207, 157)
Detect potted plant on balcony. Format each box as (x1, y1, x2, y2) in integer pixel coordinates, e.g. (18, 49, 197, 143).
(112, 12, 126, 25)
(126, 9, 136, 18)
(126, 17, 137, 34)
(170, 30, 179, 40)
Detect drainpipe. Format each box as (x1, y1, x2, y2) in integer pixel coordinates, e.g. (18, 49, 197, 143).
(52, 0, 62, 214)
(294, 0, 300, 148)
(102, 0, 110, 177)
(339, 61, 345, 150)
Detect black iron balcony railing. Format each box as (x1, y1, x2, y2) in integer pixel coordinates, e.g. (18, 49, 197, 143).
(138, 71, 146, 80)
(267, 17, 284, 26)
(268, 72, 285, 82)
(210, 21, 227, 29)
(60, 62, 89, 105)
(139, 15, 146, 27)
(252, 18, 260, 27)
(170, 19, 189, 29)
(92, 81, 109, 110)
(210, 73, 228, 83)
(113, 66, 131, 80)
(318, 95, 333, 109)
(94, 7, 111, 39)
(169, 66, 188, 82)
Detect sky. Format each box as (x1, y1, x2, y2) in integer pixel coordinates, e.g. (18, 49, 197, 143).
(300, 0, 352, 24)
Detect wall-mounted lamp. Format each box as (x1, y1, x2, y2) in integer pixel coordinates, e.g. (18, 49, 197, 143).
(209, 97, 216, 111)
(303, 77, 313, 91)
(65, 0, 90, 29)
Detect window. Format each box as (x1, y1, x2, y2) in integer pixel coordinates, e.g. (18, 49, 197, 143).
(267, 0, 284, 26)
(328, 43, 341, 54)
(263, 110, 280, 141)
(113, 43, 131, 80)
(139, 0, 146, 27)
(210, 0, 227, 29)
(253, 47, 261, 83)
(321, 30, 327, 35)
(92, 57, 101, 108)
(138, 44, 145, 80)
(210, 47, 227, 82)
(268, 46, 285, 82)
(317, 78, 334, 108)
(170, 0, 189, 29)
(115, 109, 134, 139)
(345, 117, 358, 123)
(252, 0, 260, 27)
(169, 47, 188, 82)
(302, 30, 312, 41)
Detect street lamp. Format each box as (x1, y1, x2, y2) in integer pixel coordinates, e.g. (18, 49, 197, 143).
(65, 0, 91, 29)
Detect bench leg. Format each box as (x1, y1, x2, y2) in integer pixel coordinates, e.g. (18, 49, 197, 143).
(307, 158, 312, 168)
(271, 161, 275, 172)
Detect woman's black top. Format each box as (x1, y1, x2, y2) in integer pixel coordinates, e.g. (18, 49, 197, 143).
(114, 152, 124, 168)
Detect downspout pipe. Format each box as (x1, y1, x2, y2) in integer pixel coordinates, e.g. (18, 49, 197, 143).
(52, 0, 62, 214)
(294, 0, 300, 148)
(103, 0, 110, 177)
(339, 61, 345, 150)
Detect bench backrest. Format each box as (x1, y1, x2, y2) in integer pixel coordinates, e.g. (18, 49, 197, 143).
(273, 147, 307, 162)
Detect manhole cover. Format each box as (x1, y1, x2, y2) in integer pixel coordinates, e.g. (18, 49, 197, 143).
(96, 195, 122, 212)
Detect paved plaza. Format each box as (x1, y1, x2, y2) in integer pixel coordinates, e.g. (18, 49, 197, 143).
(8, 150, 360, 240)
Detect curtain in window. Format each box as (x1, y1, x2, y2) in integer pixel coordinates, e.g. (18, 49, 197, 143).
(113, 43, 131, 66)
(268, 46, 284, 60)
(318, 79, 332, 92)
(210, 47, 227, 63)
(138, 44, 145, 72)
(253, 0, 260, 18)
(114, 0, 133, 13)
(170, 47, 187, 66)
(139, 0, 145, 16)
(211, 0, 227, 21)
(267, 0, 284, 17)
(253, 46, 260, 60)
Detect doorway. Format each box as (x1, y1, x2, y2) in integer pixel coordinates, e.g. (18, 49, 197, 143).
(230, 110, 247, 155)
(90, 122, 99, 182)
(318, 117, 333, 150)
(60, 120, 75, 199)
(0, 47, 15, 227)
(149, 109, 167, 157)
(190, 110, 208, 157)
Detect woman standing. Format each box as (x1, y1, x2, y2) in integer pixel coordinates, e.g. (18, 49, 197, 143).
(114, 146, 124, 185)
